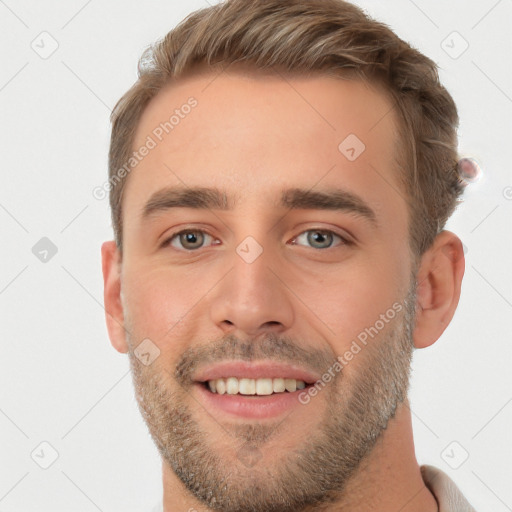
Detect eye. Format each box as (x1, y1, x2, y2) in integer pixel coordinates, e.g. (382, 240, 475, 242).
(292, 229, 348, 249)
(165, 229, 218, 251)
(162, 228, 349, 252)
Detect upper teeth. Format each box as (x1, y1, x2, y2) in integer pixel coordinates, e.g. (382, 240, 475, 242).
(207, 377, 307, 395)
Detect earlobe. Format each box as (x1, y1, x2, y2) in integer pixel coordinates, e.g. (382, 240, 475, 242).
(101, 241, 129, 354)
(412, 231, 465, 349)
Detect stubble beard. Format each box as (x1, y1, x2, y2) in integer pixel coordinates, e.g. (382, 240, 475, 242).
(126, 284, 416, 512)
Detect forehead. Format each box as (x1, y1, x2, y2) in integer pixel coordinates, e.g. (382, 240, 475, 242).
(123, 71, 405, 227)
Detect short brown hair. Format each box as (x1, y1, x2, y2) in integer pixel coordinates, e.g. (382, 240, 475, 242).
(108, 0, 464, 257)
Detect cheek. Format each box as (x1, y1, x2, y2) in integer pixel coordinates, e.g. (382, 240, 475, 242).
(291, 253, 409, 348)
(121, 267, 210, 342)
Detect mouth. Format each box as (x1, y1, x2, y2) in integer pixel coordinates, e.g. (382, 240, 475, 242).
(200, 377, 309, 395)
(194, 380, 316, 419)
(192, 361, 320, 419)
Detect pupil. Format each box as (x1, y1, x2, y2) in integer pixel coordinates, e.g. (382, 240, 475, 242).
(309, 231, 332, 248)
(181, 231, 203, 249)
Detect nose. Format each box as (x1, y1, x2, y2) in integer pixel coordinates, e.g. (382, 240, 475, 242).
(209, 244, 294, 338)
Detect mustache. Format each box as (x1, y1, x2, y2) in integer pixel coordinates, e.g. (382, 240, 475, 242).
(174, 332, 337, 386)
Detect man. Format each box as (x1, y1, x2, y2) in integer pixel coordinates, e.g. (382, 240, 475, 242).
(101, 0, 476, 510)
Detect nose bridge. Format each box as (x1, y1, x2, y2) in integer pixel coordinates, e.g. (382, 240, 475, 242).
(209, 236, 294, 336)
(233, 241, 272, 301)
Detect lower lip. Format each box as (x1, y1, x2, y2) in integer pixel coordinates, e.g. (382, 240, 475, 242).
(194, 383, 310, 419)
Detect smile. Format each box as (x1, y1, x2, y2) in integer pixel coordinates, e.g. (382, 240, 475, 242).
(206, 377, 307, 395)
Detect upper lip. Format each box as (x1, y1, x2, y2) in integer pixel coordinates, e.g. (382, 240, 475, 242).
(193, 361, 321, 384)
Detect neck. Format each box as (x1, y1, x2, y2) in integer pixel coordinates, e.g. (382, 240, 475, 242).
(161, 400, 438, 512)
(318, 399, 439, 512)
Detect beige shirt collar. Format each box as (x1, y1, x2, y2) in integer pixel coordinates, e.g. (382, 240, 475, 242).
(421, 465, 477, 512)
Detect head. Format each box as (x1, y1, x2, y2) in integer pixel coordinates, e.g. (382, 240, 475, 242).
(102, 1, 465, 511)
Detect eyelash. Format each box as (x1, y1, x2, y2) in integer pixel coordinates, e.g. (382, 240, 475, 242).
(161, 228, 352, 251)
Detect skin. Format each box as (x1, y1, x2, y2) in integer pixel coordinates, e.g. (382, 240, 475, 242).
(102, 70, 465, 511)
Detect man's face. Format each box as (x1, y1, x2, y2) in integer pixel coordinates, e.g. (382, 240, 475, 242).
(119, 71, 416, 511)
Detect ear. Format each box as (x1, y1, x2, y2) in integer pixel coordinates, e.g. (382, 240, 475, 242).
(413, 231, 465, 349)
(101, 241, 129, 354)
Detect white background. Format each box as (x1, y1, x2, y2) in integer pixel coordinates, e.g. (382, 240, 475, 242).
(0, 0, 510, 511)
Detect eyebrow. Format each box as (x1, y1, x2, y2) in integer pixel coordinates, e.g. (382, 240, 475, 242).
(142, 186, 377, 225)
(281, 188, 377, 225)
